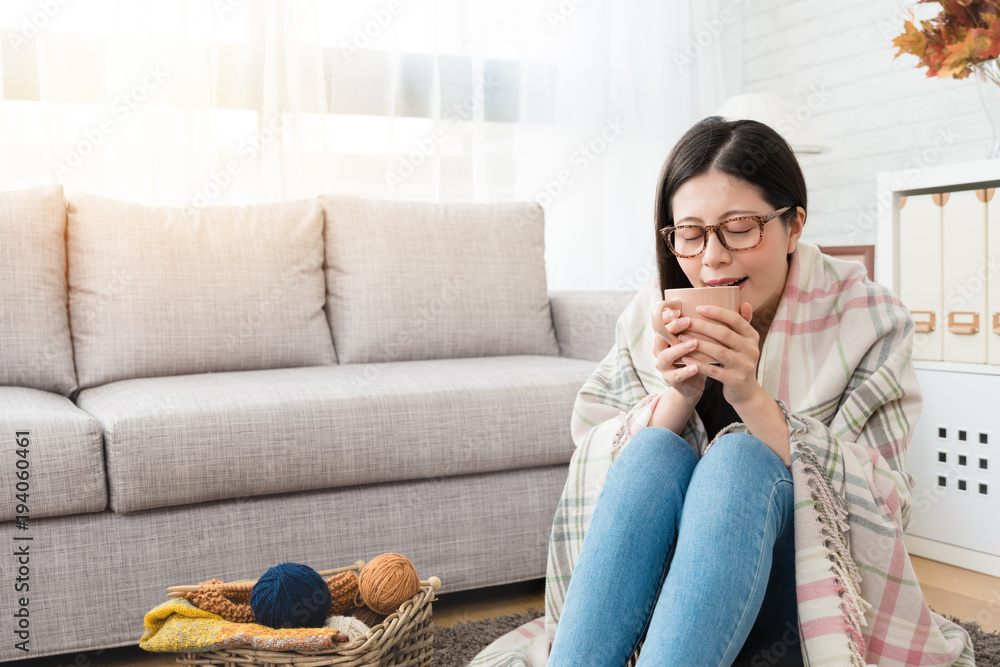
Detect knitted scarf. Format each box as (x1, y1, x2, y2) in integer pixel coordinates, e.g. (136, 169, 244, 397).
(469, 241, 975, 667)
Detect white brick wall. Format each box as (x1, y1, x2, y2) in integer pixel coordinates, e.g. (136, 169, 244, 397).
(739, 0, 994, 248)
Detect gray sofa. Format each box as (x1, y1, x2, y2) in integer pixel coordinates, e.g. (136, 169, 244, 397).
(0, 184, 636, 661)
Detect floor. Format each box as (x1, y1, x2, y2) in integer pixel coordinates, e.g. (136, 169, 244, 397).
(8, 556, 998, 667)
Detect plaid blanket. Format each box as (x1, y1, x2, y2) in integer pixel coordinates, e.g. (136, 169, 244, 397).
(469, 241, 975, 666)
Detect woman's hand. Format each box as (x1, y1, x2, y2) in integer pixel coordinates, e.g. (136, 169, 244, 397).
(668, 302, 761, 407)
(652, 307, 706, 404)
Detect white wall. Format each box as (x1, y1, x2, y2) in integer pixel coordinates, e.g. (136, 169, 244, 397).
(585, 0, 746, 293)
(740, 0, 994, 249)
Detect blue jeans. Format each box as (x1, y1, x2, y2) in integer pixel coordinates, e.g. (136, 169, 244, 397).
(548, 427, 800, 667)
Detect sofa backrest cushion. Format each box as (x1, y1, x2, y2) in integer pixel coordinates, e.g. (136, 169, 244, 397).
(67, 194, 336, 389)
(0, 184, 78, 397)
(320, 196, 559, 364)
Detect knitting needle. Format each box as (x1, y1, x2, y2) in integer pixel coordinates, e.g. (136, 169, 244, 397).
(166, 565, 442, 596)
(166, 577, 440, 598)
(166, 560, 367, 595)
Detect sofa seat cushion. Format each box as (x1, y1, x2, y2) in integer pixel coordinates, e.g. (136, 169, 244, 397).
(75, 355, 597, 514)
(0, 387, 106, 520)
(321, 196, 559, 364)
(66, 194, 336, 390)
(0, 185, 78, 396)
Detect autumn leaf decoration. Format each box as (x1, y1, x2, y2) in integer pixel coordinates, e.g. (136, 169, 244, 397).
(893, 0, 1000, 80)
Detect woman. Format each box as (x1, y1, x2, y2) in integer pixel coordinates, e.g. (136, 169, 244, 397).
(544, 118, 976, 666)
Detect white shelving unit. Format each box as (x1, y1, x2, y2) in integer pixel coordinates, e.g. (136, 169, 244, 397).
(877, 159, 1000, 578)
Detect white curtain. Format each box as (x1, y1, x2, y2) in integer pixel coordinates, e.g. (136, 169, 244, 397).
(0, 0, 737, 289)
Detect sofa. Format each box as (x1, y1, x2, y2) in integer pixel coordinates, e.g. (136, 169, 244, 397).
(0, 184, 637, 661)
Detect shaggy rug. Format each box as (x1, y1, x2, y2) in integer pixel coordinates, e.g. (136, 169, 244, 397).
(430, 608, 1000, 666)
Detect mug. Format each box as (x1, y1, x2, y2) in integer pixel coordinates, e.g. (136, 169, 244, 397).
(651, 285, 740, 366)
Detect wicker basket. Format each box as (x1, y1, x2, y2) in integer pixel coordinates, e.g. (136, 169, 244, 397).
(172, 560, 439, 667)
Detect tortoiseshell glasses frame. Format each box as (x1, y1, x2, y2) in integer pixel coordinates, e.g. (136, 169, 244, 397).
(660, 206, 793, 258)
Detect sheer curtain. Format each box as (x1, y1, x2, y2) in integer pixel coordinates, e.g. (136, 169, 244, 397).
(0, 0, 736, 289)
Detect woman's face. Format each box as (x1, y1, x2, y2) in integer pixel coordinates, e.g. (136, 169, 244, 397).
(669, 169, 804, 327)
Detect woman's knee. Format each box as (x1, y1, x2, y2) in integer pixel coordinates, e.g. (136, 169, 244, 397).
(618, 427, 698, 470)
(699, 432, 791, 481)
(687, 433, 794, 519)
(597, 427, 700, 526)
(611, 427, 698, 487)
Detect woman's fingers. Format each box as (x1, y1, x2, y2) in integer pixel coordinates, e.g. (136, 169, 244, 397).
(655, 309, 716, 368)
(673, 339, 719, 365)
(656, 336, 702, 372)
(682, 335, 732, 367)
(672, 361, 700, 382)
(653, 314, 707, 399)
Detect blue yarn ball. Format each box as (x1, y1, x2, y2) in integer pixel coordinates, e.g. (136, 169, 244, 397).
(250, 562, 331, 629)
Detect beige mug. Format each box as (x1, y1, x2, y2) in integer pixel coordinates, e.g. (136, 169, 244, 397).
(651, 286, 741, 366)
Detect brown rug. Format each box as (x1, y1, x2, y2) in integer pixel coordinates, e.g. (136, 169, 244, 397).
(432, 608, 544, 667)
(431, 609, 1000, 666)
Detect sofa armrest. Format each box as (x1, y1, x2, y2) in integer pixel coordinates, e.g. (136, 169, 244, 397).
(548, 290, 638, 362)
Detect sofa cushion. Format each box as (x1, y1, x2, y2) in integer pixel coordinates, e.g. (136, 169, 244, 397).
(74, 355, 595, 514)
(66, 195, 336, 389)
(0, 185, 78, 396)
(549, 290, 638, 361)
(0, 387, 106, 520)
(320, 196, 559, 364)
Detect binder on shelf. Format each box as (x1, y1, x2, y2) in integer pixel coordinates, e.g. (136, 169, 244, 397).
(899, 194, 943, 361)
(988, 188, 1000, 365)
(942, 190, 988, 364)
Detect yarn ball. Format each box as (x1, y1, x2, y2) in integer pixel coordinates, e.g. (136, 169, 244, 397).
(358, 553, 421, 615)
(348, 604, 387, 628)
(325, 614, 371, 641)
(250, 562, 331, 629)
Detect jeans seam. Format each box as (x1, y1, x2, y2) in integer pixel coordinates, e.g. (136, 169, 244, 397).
(774, 478, 793, 537)
(631, 531, 678, 666)
(719, 480, 786, 662)
(611, 429, 694, 666)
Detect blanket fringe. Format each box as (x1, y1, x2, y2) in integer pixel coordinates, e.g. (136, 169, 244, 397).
(611, 413, 628, 457)
(798, 448, 873, 667)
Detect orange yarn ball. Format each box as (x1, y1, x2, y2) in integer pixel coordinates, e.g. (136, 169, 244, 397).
(358, 553, 421, 615)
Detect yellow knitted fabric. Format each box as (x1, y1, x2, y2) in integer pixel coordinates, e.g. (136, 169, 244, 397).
(140, 598, 349, 653)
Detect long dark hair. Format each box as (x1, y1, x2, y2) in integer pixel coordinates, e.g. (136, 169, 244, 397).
(653, 117, 808, 441)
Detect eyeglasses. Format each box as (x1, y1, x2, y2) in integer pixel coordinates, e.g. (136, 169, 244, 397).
(660, 206, 793, 258)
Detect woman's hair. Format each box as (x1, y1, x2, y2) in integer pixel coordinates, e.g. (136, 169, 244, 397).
(652, 116, 808, 440)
